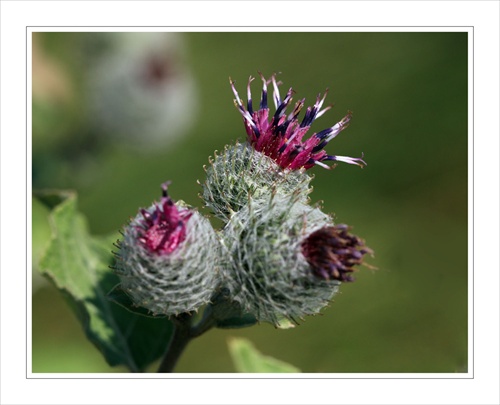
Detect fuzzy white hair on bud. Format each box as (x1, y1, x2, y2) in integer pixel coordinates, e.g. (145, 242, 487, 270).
(219, 194, 341, 327)
(115, 203, 220, 317)
(202, 142, 312, 222)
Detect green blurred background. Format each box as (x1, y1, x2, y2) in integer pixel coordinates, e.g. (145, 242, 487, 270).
(32, 31, 468, 373)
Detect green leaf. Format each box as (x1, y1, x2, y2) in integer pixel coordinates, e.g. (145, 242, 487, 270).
(228, 337, 301, 373)
(37, 190, 173, 372)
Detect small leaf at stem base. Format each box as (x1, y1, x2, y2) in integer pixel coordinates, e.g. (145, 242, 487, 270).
(228, 337, 300, 373)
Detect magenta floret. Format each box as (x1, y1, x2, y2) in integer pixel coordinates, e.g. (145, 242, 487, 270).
(230, 73, 366, 171)
(136, 182, 192, 255)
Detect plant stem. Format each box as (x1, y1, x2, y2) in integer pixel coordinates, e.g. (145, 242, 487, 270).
(191, 304, 217, 337)
(157, 314, 192, 373)
(157, 308, 216, 373)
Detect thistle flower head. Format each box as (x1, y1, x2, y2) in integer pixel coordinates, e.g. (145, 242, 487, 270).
(114, 183, 219, 316)
(302, 224, 373, 282)
(220, 195, 342, 327)
(230, 73, 366, 171)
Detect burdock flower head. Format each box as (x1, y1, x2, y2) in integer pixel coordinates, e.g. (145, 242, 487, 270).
(220, 194, 372, 327)
(202, 73, 366, 222)
(114, 182, 219, 316)
(230, 73, 366, 171)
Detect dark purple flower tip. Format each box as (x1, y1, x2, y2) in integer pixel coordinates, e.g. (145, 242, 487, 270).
(140, 54, 176, 87)
(230, 73, 367, 171)
(301, 224, 373, 282)
(136, 182, 192, 255)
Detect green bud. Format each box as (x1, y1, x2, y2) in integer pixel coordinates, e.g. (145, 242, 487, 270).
(220, 194, 340, 327)
(114, 183, 219, 317)
(202, 142, 312, 222)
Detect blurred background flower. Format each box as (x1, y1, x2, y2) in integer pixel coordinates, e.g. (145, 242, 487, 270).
(32, 31, 468, 373)
(85, 32, 197, 151)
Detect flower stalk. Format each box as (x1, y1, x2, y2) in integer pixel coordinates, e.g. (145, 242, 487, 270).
(157, 306, 219, 372)
(157, 314, 193, 373)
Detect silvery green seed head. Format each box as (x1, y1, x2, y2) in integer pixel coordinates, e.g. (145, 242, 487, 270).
(202, 142, 312, 222)
(220, 194, 341, 327)
(114, 183, 219, 317)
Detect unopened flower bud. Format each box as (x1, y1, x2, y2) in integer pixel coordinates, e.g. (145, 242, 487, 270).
(114, 182, 219, 316)
(220, 195, 342, 327)
(202, 142, 312, 222)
